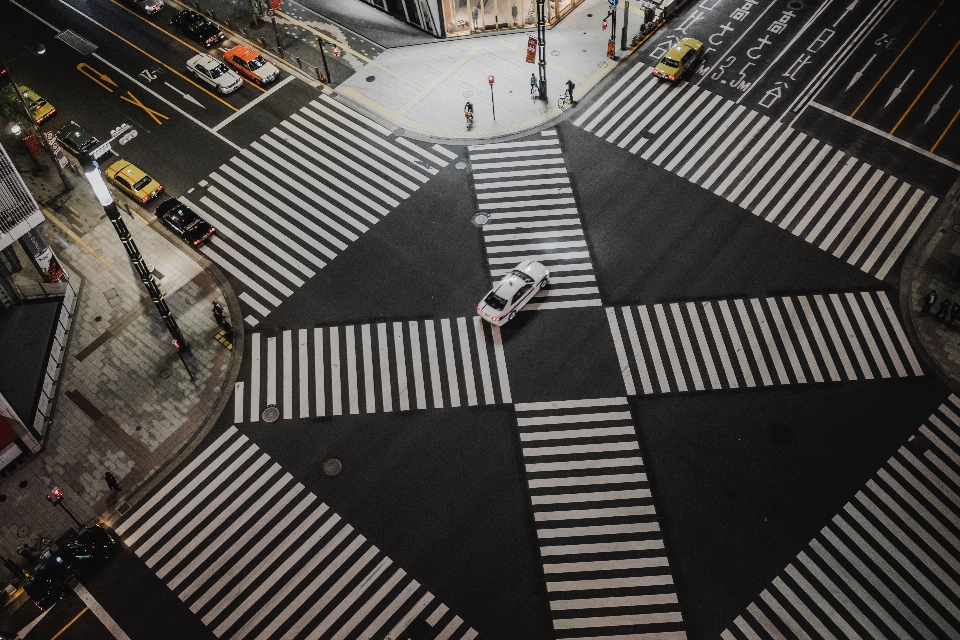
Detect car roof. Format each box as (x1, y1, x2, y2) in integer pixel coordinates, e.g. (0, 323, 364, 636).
(662, 38, 701, 60)
(226, 45, 258, 60)
(58, 121, 86, 136)
(156, 198, 183, 215)
(189, 54, 221, 69)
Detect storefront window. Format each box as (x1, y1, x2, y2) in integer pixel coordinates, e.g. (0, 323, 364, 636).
(441, 0, 583, 36)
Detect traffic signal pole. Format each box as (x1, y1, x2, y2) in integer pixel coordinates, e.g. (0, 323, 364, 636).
(536, 0, 547, 100)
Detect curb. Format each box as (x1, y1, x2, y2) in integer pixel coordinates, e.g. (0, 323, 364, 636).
(898, 172, 960, 395)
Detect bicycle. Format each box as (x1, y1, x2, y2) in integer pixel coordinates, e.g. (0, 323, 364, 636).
(558, 90, 572, 109)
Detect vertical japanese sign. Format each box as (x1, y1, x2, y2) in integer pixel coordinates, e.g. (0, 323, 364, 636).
(526, 36, 537, 63)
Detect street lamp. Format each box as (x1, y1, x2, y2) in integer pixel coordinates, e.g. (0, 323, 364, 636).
(81, 157, 194, 380)
(46, 486, 83, 529)
(0, 44, 72, 191)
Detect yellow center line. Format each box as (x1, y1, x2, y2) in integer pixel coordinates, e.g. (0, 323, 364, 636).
(94, 0, 240, 110)
(851, 0, 944, 118)
(50, 606, 89, 640)
(276, 11, 422, 89)
(395, 45, 482, 117)
(931, 103, 960, 153)
(890, 37, 960, 135)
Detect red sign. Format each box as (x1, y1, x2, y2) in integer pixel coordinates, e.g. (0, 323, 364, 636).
(270, 0, 281, 10)
(488, 75, 494, 85)
(607, 39, 616, 60)
(24, 134, 43, 157)
(526, 36, 537, 63)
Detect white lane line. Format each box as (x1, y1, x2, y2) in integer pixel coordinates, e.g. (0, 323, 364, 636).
(409, 321, 427, 410)
(250, 335, 261, 422)
(314, 328, 325, 417)
(362, 323, 376, 412)
(298, 330, 309, 418)
(282, 330, 293, 419)
(458, 317, 479, 406)
(606, 308, 636, 396)
(234, 381, 244, 423)
(394, 322, 410, 411)
(266, 336, 277, 407)
(814, 295, 857, 380)
(782, 297, 824, 383)
(878, 293, 923, 375)
(441, 319, 461, 408)
(719, 299, 755, 387)
(846, 292, 890, 378)
(474, 318, 496, 404)
(346, 325, 359, 414)
(703, 301, 738, 389)
(424, 319, 444, 409)
(751, 299, 790, 385)
(735, 299, 772, 386)
(686, 302, 721, 389)
(670, 303, 703, 391)
(638, 305, 671, 393)
(330, 327, 343, 415)
(491, 324, 512, 404)
(377, 323, 393, 413)
(74, 583, 132, 640)
(830, 293, 873, 379)
(765, 298, 806, 384)
(622, 307, 652, 395)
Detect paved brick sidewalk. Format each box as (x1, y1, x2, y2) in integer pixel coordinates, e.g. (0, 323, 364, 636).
(0, 145, 241, 581)
(902, 174, 960, 394)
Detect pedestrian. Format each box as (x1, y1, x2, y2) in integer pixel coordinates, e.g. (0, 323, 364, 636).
(530, 73, 537, 97)
(472, 5, 479, 29)
(17, 545, 36, 563)
(104, 471, 120, 492)
(949, 303, 960, 328)
(566, 79, 576, 104)
(921, 289, 937, 313)
(934, 299, 951, 323)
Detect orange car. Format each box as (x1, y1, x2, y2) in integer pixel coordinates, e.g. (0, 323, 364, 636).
(222, 45, 280, 86)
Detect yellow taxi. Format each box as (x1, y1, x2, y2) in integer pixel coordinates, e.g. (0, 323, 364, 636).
(18, 86, 56, 124)
(105, 159, 163, 203)
(652, 38, 704, 82)
(222, 45, 280, 86)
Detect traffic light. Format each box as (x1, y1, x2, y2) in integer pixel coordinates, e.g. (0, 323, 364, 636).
(602, 18, 608, 30)
(47, 487, 64, 504)
(0, 64, 10, 86)
(172, 338, 181, 352)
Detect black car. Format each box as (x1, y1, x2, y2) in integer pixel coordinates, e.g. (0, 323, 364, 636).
(23, 549, 77, 610)
(63, 525, 117, 567)
(156, 198, 216, 246)
(56, 121, 102, 158)
(170, 10, 224, 47)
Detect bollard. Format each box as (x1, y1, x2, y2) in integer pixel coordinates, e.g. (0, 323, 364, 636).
(316, 67, 327, 83)
(295, 56, 303, 69)
(259, 36, 267, 48)
(225, 17, 231, 29)
(242, 27, 248, 38)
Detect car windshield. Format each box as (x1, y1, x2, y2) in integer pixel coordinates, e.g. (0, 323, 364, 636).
(246, 56, 265, 69)
(509, 269, 534, 283)
(209, 63, 229, 78)
(29, 99, 47, 110)
(484, 292, 508, 311)
(660, 57, 681, 69)
(133, 176, 153, 191)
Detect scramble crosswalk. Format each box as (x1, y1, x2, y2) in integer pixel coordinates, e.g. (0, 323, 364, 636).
(606, 290, 923, 396)
(179, 95, 455, 327)
(514, 398, 686, 640)
(573, 66, 939, 281)
(468, 130, 603, 311)
(235, 316, 511, 423)
(114, 426, 479, 640)
(722, 395, 960, 640)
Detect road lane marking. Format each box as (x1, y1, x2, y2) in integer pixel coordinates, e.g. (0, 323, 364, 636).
(213, 75, 294, 131)
(73, 583, 131, 639)
(851, 0, 945, 118)
(892, 38, 960, 133)
(50, 606, 89, 640)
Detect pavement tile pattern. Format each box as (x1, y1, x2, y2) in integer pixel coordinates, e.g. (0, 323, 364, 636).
(235, 317, 511, 423)
(606, 290, 924, 396)
(182, 95, 455, 328)
(722, 394, 960, 640)
(468, 130, 603, 311)
(573, 65, 940, 282)
(115, 426, 478, 640)
(514, 397, 686, 640)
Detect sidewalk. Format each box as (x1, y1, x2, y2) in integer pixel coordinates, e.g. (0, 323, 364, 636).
(192, 0, 663, 140)
(0, 144, 240, 587)
(902, 174, 960, 395)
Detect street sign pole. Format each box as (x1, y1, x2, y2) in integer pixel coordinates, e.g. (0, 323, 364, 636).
(317, 37, 331, 84)
(536, 0, 547, 101)
(488, 75, 496, 120)
(607, 0, 618, 60)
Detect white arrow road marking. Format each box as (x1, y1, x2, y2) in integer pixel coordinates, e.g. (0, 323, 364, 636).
(164, 81, 205, 109)
(834, 0, 858, 27)
(73, 582, 132, 640)
(885, 68, 914, 107)
(925, 85, 953, 124)
(847, 53, 875, 90)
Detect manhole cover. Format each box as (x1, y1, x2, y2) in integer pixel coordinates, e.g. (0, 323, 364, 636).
(366, 75, 375, 82)
(160, 369, 172, 379)
(455, 161, 466, 169)
(787, 0, 804, 8)
(472, 213, 491, 226)
(95, 315, 102, 322)
(953, 224, 960, 233)
(551, 49, 560, 56)
(17, 526, 29, 538)
(463, 90, 473, 98)
(18, 481, 27, 488)
(323, 458, 343, 476)
(262, 405, 280, 422)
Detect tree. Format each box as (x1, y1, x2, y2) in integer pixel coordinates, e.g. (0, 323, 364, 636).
(237, 0, 264, 27)
(0, 82, 28, 132)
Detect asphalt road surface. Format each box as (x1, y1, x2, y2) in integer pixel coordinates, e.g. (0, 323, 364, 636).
(6, 0, 960, 638)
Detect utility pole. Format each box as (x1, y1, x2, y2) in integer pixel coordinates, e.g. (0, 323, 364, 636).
(536, 0, 547, 100)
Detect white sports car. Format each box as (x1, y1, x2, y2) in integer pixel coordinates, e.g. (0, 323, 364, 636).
(477, 260, 549, 326)
(186, 54, 242, 94)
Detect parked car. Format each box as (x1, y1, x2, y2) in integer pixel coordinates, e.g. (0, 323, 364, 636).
(56, 121, 102, 158)
(18, 86, 56, 124)
(63, 525, 117, 567)
(156, 198, 215, 246)
(222, 45, 280, 86)
(23, 549, 77, 610)
(105, 159, 163, 203)
(652, 37, 705, 82)
(186, 53, 242, 94)
(125, 0, 163, 14)
(477, 260, 549, 325)
(170, 9, 224, 47)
